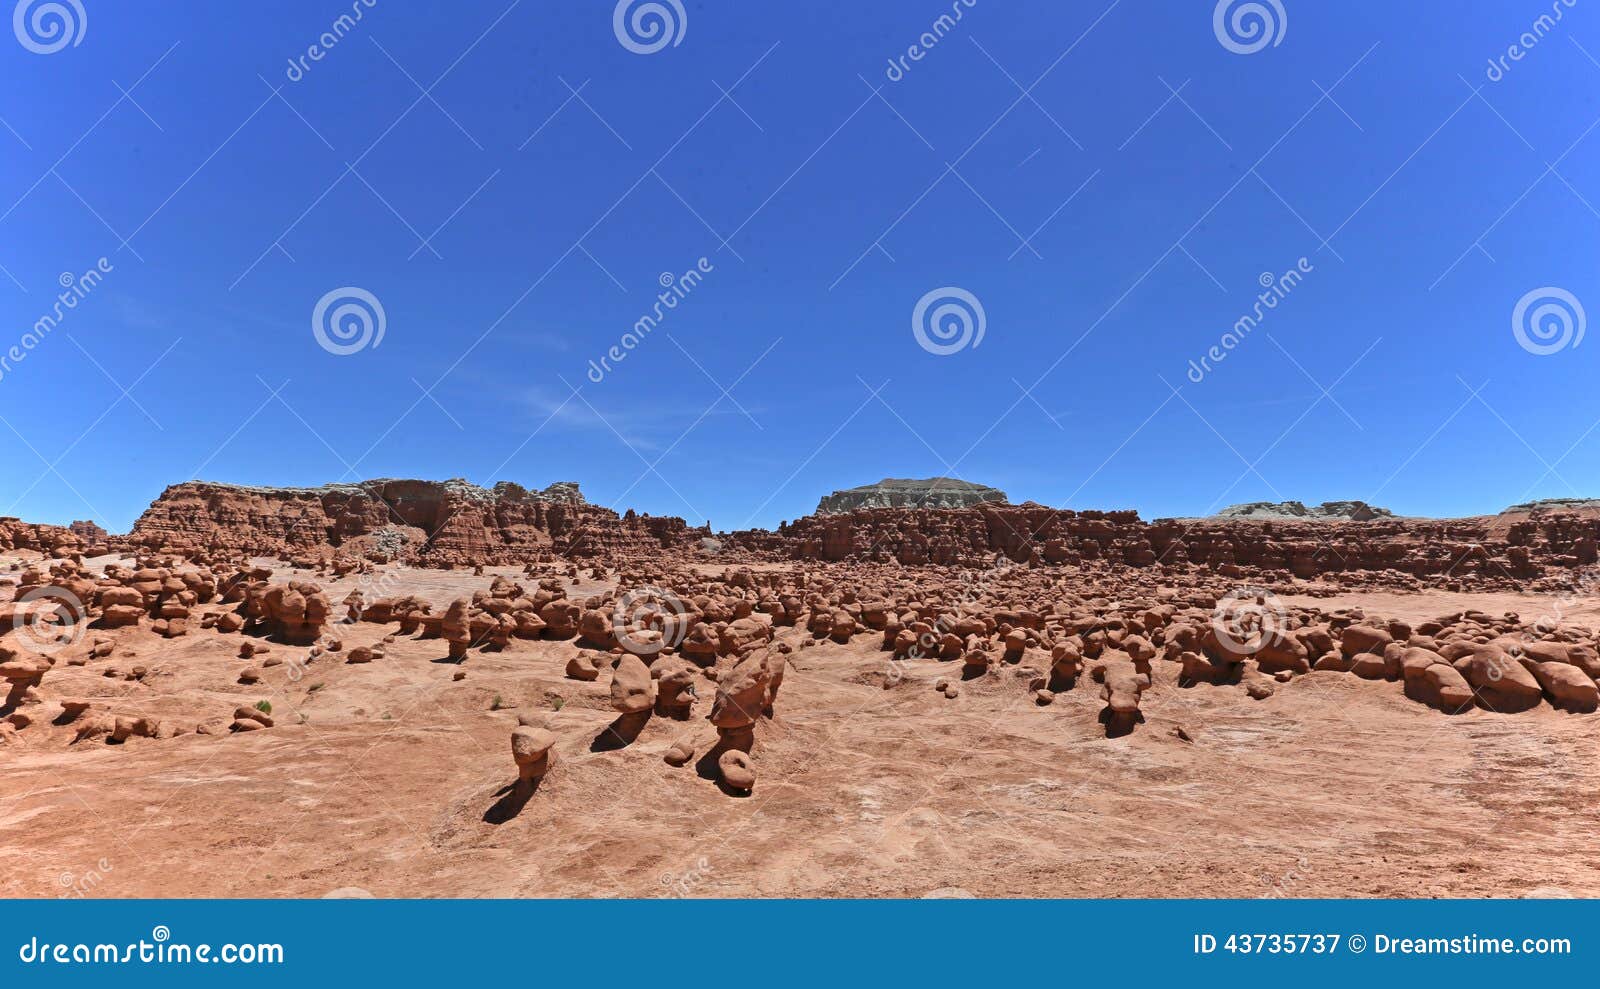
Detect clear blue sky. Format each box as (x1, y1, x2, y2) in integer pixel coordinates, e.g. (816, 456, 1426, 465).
(1, 0, 1597, 533)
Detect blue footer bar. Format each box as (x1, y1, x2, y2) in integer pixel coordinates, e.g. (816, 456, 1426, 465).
(0, 899, 1591, 985)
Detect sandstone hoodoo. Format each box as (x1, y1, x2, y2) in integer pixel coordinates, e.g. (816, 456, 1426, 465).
(814, 477, 1008, 515)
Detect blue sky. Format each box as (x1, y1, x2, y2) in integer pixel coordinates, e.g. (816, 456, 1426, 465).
(1, 0, 1597, 533)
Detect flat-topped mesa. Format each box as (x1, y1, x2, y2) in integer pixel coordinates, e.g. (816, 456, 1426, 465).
(122, 478, 696, 567)
(1211, 500, 1396, 522)
(815, 477, 1008, 515)
(1501, 498, 1600, 515)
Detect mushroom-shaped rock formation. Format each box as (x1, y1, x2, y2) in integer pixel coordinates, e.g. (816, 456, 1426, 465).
(511, 715, 557, 788)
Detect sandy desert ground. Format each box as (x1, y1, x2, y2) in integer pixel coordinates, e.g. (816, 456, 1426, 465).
(3, 555, 1597, 899)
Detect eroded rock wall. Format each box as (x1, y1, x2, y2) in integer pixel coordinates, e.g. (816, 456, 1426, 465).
(122, 480, 699, 566)
(722, 505, 1600, 586)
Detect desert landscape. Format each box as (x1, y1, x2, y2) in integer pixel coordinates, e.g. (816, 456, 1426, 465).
(3, 476, 1599, 899)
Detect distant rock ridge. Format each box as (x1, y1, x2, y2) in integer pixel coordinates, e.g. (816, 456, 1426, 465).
(68, 519, 109, 543)
(179, 477, 586, 504)
(718, 500, 1600, 586)
(816, 478, 1008, 515)
(122, 478, 692, 565)
(40, 475, 1600, 586)
(1211, 500, 1396, 522)
(1501, 498, 1600, 514)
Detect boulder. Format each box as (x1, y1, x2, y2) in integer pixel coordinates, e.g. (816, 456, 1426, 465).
(610, 654, 656, 715)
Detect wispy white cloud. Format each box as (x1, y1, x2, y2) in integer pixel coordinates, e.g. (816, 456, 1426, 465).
(522, 384, 763, 454)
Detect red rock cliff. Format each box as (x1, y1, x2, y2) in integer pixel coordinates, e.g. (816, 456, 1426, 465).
(123, 479, 702, 566)
(722, 503, 1600, 587)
